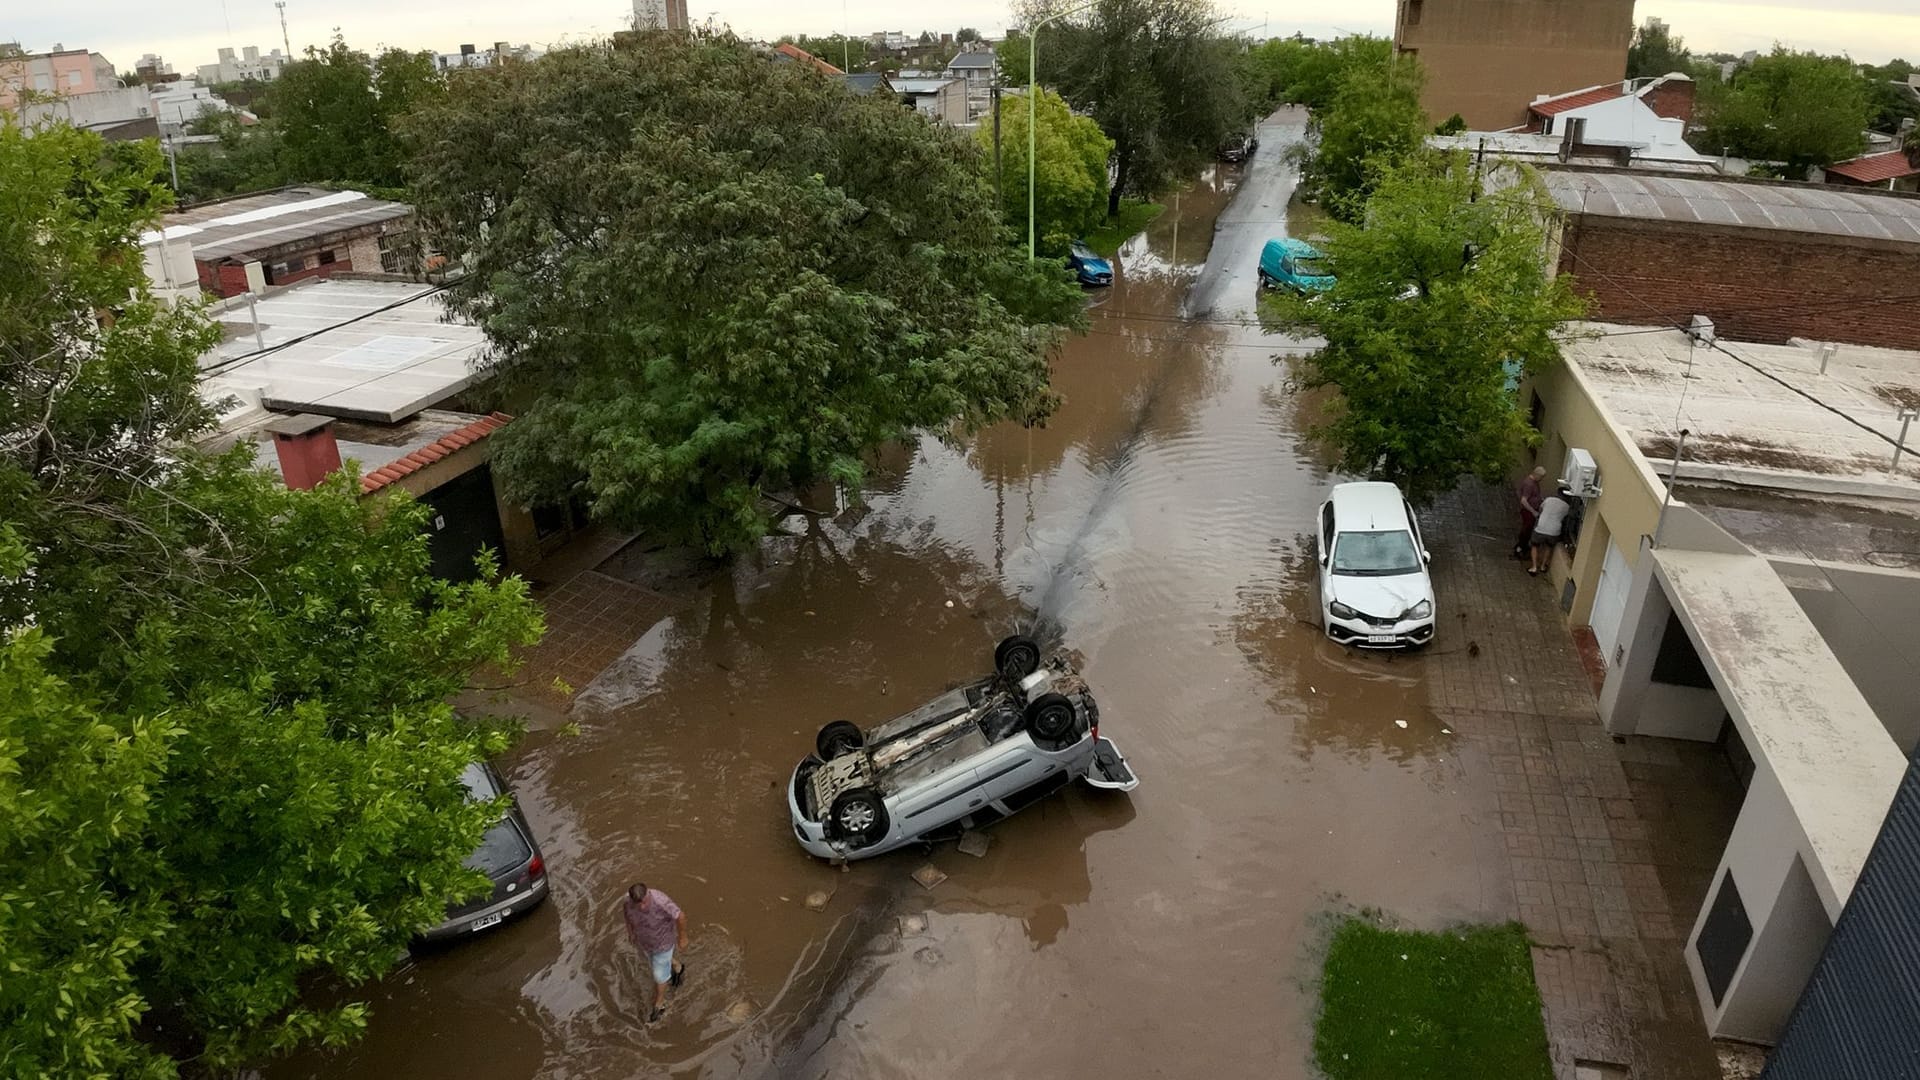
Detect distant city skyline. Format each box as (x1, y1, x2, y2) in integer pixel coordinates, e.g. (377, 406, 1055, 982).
(9, 0, 1916, 78)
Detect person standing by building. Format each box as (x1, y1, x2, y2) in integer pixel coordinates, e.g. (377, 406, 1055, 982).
(1529, 486, 1573, 577)
(1514, 465, 1546, 558)
(623, 882, 689, 1023)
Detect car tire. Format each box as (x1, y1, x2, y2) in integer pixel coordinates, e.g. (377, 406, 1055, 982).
(1024, 692, 1079, 744)
(994, 635, 1042, 680)
(829, 788, 887, 847)
(1257, 269, 1272, 289)
(815, 720, 864, 760)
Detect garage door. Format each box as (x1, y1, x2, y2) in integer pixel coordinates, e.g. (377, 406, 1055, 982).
(1589, 540, 1632, 664)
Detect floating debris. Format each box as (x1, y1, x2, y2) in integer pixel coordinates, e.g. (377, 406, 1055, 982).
(803, 889, 833, 911)
(911, 864, 948, 890)
(956, 831, 991, 858)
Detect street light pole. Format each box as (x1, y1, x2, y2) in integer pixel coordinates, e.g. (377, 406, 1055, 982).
(1029, 0, 1097, 260)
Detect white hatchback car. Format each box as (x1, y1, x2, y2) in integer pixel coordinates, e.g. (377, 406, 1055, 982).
(1315, 481, 1436, 648)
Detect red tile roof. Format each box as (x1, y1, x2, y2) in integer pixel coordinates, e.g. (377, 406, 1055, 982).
(360, 412, 512, 494)
(1530, 84, 1629, 117)
(1826, 150, 1920, 184)
(773, 43, 844, 75)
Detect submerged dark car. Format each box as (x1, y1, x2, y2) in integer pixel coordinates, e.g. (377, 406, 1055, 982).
(1066, 240, 1113, 287)
(1218, 132, 1257, 162)
(417, 762, 549, 944)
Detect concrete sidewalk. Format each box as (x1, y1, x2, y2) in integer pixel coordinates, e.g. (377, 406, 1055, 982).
(1423, 483, 1741, 1080)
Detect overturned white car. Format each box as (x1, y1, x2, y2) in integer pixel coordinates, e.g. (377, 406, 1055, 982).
(787, 636, 1139, 861)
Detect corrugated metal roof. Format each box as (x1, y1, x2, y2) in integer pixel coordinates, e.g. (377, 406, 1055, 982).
(151, 187, 412, 262)
(1827, 150, 1920, 184)
(1539, 171, 1920, 244)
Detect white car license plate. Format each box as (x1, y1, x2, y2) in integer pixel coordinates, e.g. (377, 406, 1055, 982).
(1367, 634, 1397, 645)
(470, 912, 504, 932)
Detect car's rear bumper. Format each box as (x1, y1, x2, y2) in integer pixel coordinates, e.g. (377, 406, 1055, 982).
(418, 875, 549, 943)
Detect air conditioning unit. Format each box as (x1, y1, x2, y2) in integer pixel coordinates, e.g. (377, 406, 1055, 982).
(1560, 448, 1601, 498)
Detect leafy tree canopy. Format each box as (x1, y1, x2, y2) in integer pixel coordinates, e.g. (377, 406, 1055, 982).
(276, 36, 445, 193)
(2, 118, 541, 1073)
(980, 86, 1114, 254)
(1261, 157, 1588, 502)
(1627, 19, 1691, 81)
(1275, 34, 1393, 113)
(1020, 0, 1250, 214)
(1303, 56, 1429, 221)
(1698, 47, 1870, 177)
(957, 27, 983, 44)
(404, 35, 1085, 554)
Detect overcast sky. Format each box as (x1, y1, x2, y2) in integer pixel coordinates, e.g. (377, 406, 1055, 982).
(11, 0, 1917, 73)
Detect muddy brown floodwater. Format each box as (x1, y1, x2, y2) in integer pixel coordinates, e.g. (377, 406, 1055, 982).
(276, 108, 1506, 1080)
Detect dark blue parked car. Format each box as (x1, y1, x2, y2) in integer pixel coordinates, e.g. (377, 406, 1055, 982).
(1066, 240, 1113, 287)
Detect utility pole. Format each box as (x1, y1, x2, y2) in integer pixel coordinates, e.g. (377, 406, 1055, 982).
(163, 133, 179, 191)
(275, 1, 292, 59)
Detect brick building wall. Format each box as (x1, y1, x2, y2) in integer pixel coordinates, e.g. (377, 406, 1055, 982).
(1558, 217, 1920, 350)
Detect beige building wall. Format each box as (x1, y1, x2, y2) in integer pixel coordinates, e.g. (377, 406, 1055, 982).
(1524, 358, 1667, 627)
(1394, 0, 1635, 130)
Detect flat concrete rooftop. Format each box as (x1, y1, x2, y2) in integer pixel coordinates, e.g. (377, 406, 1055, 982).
(200, 279, 486, 425)
(1567, 325, 1920, 502)
(1651, 547, 1906, 912)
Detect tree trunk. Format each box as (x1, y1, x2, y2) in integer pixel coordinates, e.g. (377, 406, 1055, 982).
(1109, 139, 1131, 217)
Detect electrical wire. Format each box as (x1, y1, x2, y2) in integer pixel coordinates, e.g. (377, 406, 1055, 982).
(200, 280, 457, 378)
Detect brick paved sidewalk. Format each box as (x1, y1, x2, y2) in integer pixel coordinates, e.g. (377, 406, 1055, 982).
(1424, 484, 1741, 1080)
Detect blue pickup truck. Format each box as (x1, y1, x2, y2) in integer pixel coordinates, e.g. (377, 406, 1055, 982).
(1257, 238, 1334, 295)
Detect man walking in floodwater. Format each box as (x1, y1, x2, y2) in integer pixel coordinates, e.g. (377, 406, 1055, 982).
(624, 883, 689, 1023)
(1514, 465, 1546, 558)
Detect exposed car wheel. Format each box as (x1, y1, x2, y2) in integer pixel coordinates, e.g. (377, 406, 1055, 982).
(829, 789, 887, 847)
(1025, 692, 1079, 744)
(815, 720, 864, 760)
(1257, 269, 1272, 289)
(994, 635, 1042, 680)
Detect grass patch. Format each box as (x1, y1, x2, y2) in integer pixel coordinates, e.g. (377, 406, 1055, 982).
(1314, 918, 1552, 1080)
(1083, 198, 1166, 257)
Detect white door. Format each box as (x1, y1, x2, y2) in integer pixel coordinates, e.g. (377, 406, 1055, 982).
(1589, 541, 1632, 664)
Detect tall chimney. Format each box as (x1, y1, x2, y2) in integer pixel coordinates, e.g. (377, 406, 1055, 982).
(267, 413, 343, 490)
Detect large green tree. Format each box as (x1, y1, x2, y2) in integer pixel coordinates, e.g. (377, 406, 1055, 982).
(1275, 34, 1394, 113)
(404, 36, 1084, 554)
(1262, 158, 1588, 501)
(980, 86, 1114, 253)
(273, 36, 445, 192)
(1019, 0, 1250, 214)
(1863, 58, 1918, 134)
(1698, 47, 1870, 177)
(1626, 19, 1691, 80)
(2, 119, 542, 1073)
(1304, 56, 1429, 221)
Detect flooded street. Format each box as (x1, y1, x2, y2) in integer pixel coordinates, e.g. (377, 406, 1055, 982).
(281, 107, 1511, 1080)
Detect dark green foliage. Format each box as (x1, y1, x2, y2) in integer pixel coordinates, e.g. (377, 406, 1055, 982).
(1263, 158, 1587, 502)
(173, 37, 444, 202)
(1698, 47, 1870, 177)
(1304, 57, 1429, 222)
(1314, 918, 1554, 1079)
(2, 117, 542, 1074)
(1433, 113, 1466, 136)
(404, 36, 1084, 554)
(1021, 0, 1250, 214)
(1862, 58, 1919, 135)
(1627, 19, 1691, 81)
